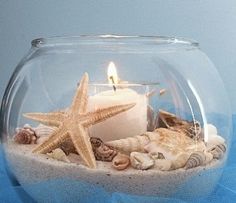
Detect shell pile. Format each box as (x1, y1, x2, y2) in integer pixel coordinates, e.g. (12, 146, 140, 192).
(14, 107, 226, 171)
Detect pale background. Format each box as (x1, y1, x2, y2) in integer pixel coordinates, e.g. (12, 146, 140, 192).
(1, 0, 236, 112)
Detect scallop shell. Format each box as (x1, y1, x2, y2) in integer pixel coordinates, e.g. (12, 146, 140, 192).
(34, 124, 57, 137)
(14, 124, 38, 144)
(47, 148, 70, 163)
(130, 152, 154, 170)
(105, 132, 159, 153)
(185, 151, 213, 169)
(208, 144, 226, 159)
(112, 153, 130, 170)
(90, 137, 117, 162)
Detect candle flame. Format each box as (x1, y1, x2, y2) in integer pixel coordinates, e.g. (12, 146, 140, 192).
(107, 61, 119, 84)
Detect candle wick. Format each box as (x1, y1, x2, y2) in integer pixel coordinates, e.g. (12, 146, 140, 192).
(109, 76, 117, 92)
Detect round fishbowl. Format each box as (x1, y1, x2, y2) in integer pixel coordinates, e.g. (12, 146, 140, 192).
(0, 35, 231, 202)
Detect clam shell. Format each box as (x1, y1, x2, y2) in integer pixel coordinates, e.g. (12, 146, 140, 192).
(47, 148, 70, 163)
(208, 144, 226, 159)
(105, 132, 159, 153)
(130, 152, 154, 170)
(112, 153, 130, 170)
(14, 124, 37, 144)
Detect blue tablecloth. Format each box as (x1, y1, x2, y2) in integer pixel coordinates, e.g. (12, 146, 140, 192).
(1, 117, 236, 203)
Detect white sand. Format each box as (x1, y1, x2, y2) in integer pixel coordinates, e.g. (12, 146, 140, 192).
(5, 143, 225, 202)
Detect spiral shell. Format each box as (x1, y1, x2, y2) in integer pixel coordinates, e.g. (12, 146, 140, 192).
(14, 124, 38, 144)
(208, 144, 226, 160)
(112, 153, 130, 170)
(90, 137, 117, 162)
(130, 152, 154, 170)
(34, 124, 57, 137)
(47, 148, 70, 163)
(185, 152, 205, 169)
(105, 132, 159, 153)
(185, 151, 213, 169)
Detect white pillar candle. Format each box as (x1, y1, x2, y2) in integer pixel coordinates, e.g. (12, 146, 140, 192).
(88, 88, 147, 142)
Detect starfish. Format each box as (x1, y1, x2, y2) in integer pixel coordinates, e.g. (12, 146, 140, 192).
(24, 73, 135, 169)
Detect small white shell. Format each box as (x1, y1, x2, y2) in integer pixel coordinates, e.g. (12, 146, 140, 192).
(47, 148, 70, 163)
(206, 124, 218, 135)
(130, 152, 154, 170)
(34, 124, 57, 137)
(207, 135, 225, 149)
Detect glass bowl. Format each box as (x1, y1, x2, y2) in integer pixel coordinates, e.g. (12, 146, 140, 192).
(0, 35, 231, 202)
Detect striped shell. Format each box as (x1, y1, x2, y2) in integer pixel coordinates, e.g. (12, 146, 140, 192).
(47, 148, 70, 163)
(185, 151, 213, 169)
(112, 153, 130, 170)
(90, 137, 117, 162)
(208, 144, 226, 159)
(14, 124, 38, 144)
(105, 132, 159, 153)
(34, 124, 57, 137)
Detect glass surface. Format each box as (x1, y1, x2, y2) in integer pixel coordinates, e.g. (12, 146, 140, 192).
(0, 35, 232, 201)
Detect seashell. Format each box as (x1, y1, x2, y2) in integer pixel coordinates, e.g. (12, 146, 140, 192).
(148, 151, 165, 160)
(130, 152, 154, 170)
(208, 144, 226, 159)
(204, 152, 214, 164)
(13, 124, 38, 144)
(155, 159, 172, 171)
(112, 153, 130, 170)
(171, 153, 190, 170)
(207, 135, 225, 149)
(185, 151, 206, 169)
(34, 124, 57, 137)
(47, 148, 70, 163)
(206, 124, 218, 135)
(90, 137, 117, 162)
(147, 105, 155, 131)
(105, 132, 159, 153)
(156, 109, 202, 140)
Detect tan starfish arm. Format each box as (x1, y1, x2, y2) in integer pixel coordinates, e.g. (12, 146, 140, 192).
(69, 125, 96, 169)
(70, 72, 88, 114)
(82, 103, 136, 127)
(33, 127, 68, 153)
(23, 112, 65, 127)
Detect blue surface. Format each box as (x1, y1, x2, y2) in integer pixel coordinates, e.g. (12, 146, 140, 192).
(0, 116, 235, 203)
(1, 1, 236, 112)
